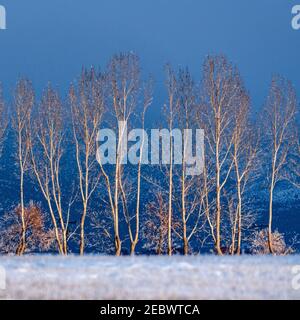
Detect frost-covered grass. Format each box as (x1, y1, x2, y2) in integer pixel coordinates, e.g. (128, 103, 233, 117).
(0, 255, 299, 300)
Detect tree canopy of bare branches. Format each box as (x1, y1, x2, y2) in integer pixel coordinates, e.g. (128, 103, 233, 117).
(12, 79, 34, 255)
(30, 85, 71, 255)
(70, 68, 105, 255)
(0, 53, 298, 256)
(263, 76, 297, 253)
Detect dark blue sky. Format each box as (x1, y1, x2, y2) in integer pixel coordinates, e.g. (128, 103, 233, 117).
(0, 0, 299, 110)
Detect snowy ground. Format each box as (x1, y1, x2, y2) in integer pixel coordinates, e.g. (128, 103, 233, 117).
(0, 255, 299, 300)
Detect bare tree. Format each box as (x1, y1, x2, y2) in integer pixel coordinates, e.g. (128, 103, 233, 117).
(70, 68, 105, 255)
(251, 229, 294, 255)
(129, 82, 152, 254)
(88, 210, 116, 254)
(143, 191, 170, 255)
(263, 76, 297, 254)
(173, 67, 206, 254)
(200, 56, 244, 255)
(0, 202, 56, 254)
(195, 108, 216, 250)
(12, 79, 34, 255)
(230, 91, 259, 254)
(30, 85, 71, 255)
(143, 190, 181, 255)
(98, 52, 141, 255)
(164, 65, 178, 256)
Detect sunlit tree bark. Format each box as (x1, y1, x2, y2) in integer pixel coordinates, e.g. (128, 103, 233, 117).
(263, 76, 297, 254)
(200, 56, 244, 255)
(230, 92, 259, 255)
(30, 85, 71, 255)
(98, 53, 143, 255)
(70, 68, 105, 255)
(12, 79, 34, 255)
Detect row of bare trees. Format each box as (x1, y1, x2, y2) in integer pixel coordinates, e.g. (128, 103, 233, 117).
(0, 53, 299, 256)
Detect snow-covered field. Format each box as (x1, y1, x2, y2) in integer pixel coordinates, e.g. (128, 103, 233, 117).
(0, 255, 299, 300)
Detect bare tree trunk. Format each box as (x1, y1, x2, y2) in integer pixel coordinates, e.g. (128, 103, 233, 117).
(236, 180, 242, 255)
(215, 128, 223, 255)
(13, 80, 34, 256)
(268, 177, 275, 254)
(70, 71, 104, 255)
(167, 117, 173, 256)
(130, 159, 141, 255)
(62, 229, 68, 255)
(168, 151, 173, 256)
(78, 147, 90, 256)
(30, 85, 70, 255)
(181, 171, 188, 255)
(203, 161, 216, 245)
(263, 76, 297, 255)
(114, 151, 121, 256)
(230, 207, 238, 255)
(130, 95, 151, 255)
(79, 204, 87, 255)
(181, 119, 188, 255)
(16, 160, 26, 255)
(115, 235, 121, 256)
(268, 152, 277, 254)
